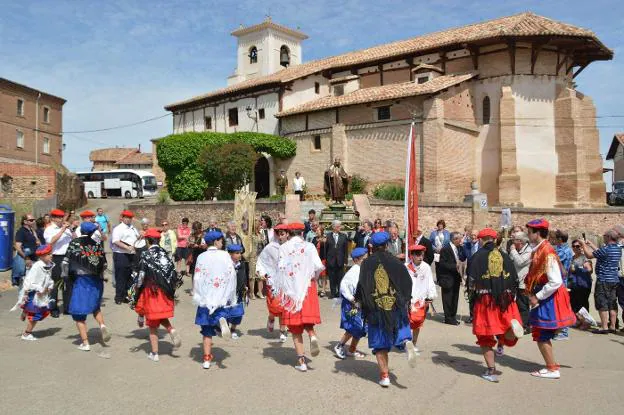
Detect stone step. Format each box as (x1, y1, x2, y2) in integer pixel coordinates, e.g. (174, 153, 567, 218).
(299, 200, 327, 221)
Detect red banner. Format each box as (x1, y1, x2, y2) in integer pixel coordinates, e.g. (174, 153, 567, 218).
(404, 123, 419, 251)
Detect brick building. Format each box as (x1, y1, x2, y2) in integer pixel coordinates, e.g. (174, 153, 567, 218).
(0, 78, 66, 166)
(606, 134, 624, 184)
(89, 147, 153, 172)
(162, 13, 612, 207)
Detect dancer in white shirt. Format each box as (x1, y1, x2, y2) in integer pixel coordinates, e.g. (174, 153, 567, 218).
(406, 245, 437, 353)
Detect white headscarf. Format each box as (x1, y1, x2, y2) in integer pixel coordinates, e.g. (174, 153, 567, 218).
(192, 247, 237, 313)
(273, 236, 324, 313)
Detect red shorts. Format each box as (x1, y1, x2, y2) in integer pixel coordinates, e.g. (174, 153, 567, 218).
(409, 305, 426, 330)
(287, 324, 315, 335)
(472, 294, 522, 337)
(281, 284, 321, 327)
(476, 334, 518, 349)
(265, 284, 284, 317)
(146, 318, 169, 329)
(135, 285, 174, 322)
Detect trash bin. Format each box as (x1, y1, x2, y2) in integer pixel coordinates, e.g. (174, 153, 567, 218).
(0, 205, 15, 271)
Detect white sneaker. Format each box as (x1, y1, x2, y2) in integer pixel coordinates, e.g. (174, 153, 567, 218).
(279, 332, 288, 343)
(137, 316, 144, 328)
(231, 332, 239, 340)
(347, 350, 366, 358)
(310, 336, 320, 357)
(148, 352, 159, 362)
(295, 362, 308, 372)
(202, 360, 211, 369)
(169, 329, 182, 349)
(219, 317, 231, 340)
(379, 377, 390, 387)
(531, 368, 561, 379)
(405, 340, 418, 368)
(334, 344, 346, 359)
(77, 343, 91, 352)
(100, 325, 111, 343)
(510, 319, 524, 339)
(267, 317, 275, 333)
(21, 333, 37, 341)
(481, 371, 499, 383)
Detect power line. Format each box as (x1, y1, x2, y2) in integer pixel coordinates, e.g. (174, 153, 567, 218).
(61, 113, 171, 134)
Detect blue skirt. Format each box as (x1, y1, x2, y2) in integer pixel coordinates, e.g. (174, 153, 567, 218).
(68, 275, 103, 316)
(340, 298, 366, 339)
(227, 303, 245, 325)
(367, 310, 412, 353)
(23, 291, 50, 321)
(195, 306, 231, 327)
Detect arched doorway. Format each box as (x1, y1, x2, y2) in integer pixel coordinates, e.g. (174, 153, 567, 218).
(254, 156, 270, 198)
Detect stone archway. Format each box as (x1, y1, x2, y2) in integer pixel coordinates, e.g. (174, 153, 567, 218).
(254, 156, 270, 198)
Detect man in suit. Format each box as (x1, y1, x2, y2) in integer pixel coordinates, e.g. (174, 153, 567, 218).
(414, 228, 434, 265)
(436, 231, 466, 325)
(462, 229, 480, 323)
(324, 220, 349, 298)
(354, 220, 373, 251)
(386, 223, 404, 258)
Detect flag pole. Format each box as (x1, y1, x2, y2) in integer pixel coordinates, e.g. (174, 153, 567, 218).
(403, 122, 414, 263)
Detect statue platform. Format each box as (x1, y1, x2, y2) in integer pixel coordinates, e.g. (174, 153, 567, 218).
(319, 202, 359, 238)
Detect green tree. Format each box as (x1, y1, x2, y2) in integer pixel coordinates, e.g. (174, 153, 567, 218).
(156, 131, 296, 201)
(198, 142, 258, 200)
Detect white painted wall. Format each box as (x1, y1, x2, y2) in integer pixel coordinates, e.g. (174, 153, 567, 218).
(512, 76, 558, 208)
(282, 74, 328, 109)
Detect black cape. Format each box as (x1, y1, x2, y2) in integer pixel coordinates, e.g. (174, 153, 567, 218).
(355, 250, 412, 333)
(466, 242, 518, 311)
(135, 245, 182, 300)
(64, 235, 106, 277)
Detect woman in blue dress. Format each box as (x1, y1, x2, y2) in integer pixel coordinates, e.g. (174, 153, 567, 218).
(63, 222, 110, 351)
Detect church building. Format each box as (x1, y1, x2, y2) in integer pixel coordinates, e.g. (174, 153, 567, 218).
(161, 13, 612, 207)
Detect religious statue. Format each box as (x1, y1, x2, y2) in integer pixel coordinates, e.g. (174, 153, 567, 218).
(275, 169, 288, 196)
(324, 157, 350, 203)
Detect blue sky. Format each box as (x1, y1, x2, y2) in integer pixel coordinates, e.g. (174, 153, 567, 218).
(2, 0, 622, 181)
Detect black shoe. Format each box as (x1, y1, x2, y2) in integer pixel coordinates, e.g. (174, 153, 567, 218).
(466, 317, 473, 324)
(51, 310, 60, 318)
(115, 300, 122, 305)
(444, 320, 460, 326)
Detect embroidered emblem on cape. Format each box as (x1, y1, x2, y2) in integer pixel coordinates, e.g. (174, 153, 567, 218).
(373, 264, 396, 310)
(482, 249, 509, 279)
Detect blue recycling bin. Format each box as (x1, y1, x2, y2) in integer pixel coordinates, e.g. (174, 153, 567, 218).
(0, 205, 15, 271)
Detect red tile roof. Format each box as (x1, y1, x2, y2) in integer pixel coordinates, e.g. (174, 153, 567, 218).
(89, 148, 137, 162)
(115, 152, 153, 165)
(165, 13, 611, 111)
(276, 73, 476, 117)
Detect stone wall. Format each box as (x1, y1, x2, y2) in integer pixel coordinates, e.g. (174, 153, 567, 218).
(0, 162, 56, 199)
(129, 199, 285, 229)
(365, 198, 624, 236)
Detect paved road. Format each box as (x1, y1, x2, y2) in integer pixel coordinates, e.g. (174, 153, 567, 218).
(1, 197, 623, 413)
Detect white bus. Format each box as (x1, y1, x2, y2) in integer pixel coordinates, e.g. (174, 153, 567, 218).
(76, 170, 154, 199)
(135, 170, 158, 196)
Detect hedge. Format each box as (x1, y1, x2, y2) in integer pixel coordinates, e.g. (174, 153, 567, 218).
(156, 131, 296, 201)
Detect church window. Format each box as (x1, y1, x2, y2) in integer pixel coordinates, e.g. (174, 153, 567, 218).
(417, 76, 429, 84)
(482, 96, 491, 125)
(258, 108, 265, 119)
(228, 108, 238, 126)
(204, 116, 212, 130)
(333, 84, 344, 97)
(314, 82, 320, 94)
(249, 46, 258, 64)
(313, 135, 321, 151)
(376, 106, 391, 121)
(280, 45, 291, 67)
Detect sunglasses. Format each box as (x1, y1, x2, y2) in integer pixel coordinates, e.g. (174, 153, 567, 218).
(25, 219, 35, 222)
(572, 245, 581, 248)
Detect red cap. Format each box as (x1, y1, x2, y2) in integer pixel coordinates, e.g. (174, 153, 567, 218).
(477, 228, 498, 239)
(120, 210, 134, 218)
(526, 218, 549, 230)
(288, 222, 305, 231)
(144, 228, 161, 239)
(79, 210, 95, 218)
(408, 244, 426, 252)
(35, 245, 52, 256)
(50, 209, 65, 217)
(274, 223, 289, 231)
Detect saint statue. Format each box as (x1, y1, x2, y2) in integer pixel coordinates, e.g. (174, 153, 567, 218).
(275, 169, 288, 196)
(324, 157, 350, 203)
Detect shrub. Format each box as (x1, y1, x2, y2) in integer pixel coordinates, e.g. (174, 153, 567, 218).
(199, 142, 258, 200)
(350, 174, 368, 194)
(156, 131, 296, 201)
(156, 190, 170, 204)
(372, 183, 405, 200)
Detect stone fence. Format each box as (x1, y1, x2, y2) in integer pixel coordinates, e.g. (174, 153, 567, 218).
(365, 199, 624, 236)
(128, 199, 285, 228)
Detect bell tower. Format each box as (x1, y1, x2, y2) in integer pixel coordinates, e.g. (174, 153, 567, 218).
(228, 17, 308, 86)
